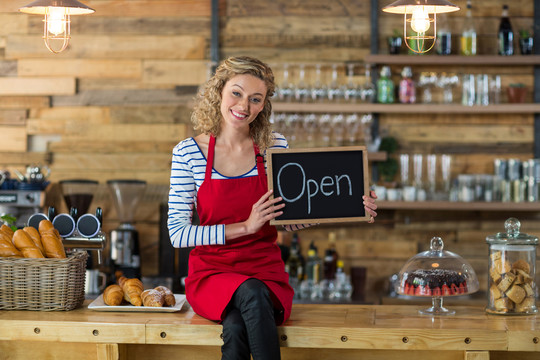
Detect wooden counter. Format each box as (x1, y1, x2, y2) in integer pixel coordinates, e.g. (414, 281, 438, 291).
(1, 302, 540, 360)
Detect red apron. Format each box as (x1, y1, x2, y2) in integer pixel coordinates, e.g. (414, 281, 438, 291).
(185, 135, 293, 324)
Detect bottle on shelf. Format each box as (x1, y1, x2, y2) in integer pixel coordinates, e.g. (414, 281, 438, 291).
(331, 260, 353, 302)
(304, 243, 322, 300)
(398, 66, 416, 104)
(376, 66, 394, 104)
(498, 5, 514, 56)
(323, 232, 339, 281)
(436, 14, 452, 55)
(285, 233, 303, 297)
(460, 0, 477, 56)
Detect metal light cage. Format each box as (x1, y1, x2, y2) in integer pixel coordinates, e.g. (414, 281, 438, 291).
(382, 0, 460, 54)
(19, 0, 95, 54)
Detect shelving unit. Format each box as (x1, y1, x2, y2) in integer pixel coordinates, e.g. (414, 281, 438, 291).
(377, 200, 540, 212)
(364, 55, 540, 66)
(273, 103, 540, 114)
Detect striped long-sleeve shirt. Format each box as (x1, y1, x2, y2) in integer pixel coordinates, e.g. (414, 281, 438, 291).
(168, 133, 307, 248)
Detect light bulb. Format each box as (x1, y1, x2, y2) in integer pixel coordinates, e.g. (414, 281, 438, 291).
(410, 7, 430, 33)
(47, 7, 67, 36)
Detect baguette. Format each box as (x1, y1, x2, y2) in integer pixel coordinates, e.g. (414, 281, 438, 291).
(39, 220, 66, 259)
(38, 219, 55, 234)
(103, 284, 124, 306)
(155, 286, 176, 306)
(23, 226, 44, 253)
(0, 232, 22, 257)
(13, 229, 44, 258)
(0, 224, 14, 239)
(141, 289, 165, 307)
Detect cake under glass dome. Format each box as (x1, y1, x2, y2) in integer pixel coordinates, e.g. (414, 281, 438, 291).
(396, 236, 479, 315)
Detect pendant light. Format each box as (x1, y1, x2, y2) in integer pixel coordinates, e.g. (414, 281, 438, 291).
(19, 0, 95, 54)
(382, 0, 460, 54)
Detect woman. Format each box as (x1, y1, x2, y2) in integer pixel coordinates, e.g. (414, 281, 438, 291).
(168, 56, 378, 360)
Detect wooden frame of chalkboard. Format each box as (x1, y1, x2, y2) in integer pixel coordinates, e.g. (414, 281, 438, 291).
(266, 146, 370, 225)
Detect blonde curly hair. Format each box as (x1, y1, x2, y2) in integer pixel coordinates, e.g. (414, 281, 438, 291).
(191, 56, 276, 150)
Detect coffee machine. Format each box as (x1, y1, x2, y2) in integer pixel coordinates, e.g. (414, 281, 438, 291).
(108, 180, 146, 279)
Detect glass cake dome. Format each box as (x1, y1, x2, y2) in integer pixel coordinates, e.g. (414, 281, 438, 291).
(396, 236, 479, 315)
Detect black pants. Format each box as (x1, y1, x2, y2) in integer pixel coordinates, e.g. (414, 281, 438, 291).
(221, 278, 281, 360)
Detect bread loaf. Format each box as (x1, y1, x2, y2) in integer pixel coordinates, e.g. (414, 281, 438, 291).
(39, 220, 66, 259)
(155, 286, 175, 306)
(0, 232, 22, 257)
(0, 224, 14, 238)
(141, 289, 165, 307)
(13, 229, 44, 258)
(103, 284, 124, 306)
(23, 226, 44, 253)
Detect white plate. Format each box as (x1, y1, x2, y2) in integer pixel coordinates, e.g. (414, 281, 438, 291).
(88, 294, 186, 312)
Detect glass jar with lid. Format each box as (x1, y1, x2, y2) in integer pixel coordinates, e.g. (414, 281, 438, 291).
(486, 218, 538, 315)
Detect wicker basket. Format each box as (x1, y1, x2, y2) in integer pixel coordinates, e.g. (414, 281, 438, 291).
(0, 251, 88, 311)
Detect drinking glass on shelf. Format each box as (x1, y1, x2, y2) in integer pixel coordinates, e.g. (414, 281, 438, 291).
(360, 64, 376, 103)
(327, 63, 344, 102)
(461, 74, 476, 106)
(400, 154, 410, 187)
(272, 112, 287, 135)
(303, 113, 318, 147)
(277, 63, 294, 102)
(418, 72, 438, 103)
(343, 63, 360, 103)
(441, 154, 452, 193)
(286, 113, 301, 147)
(489, 75, 501, 104)
(331, 113, 345, 146)
(476, 74, 489, 106)
(294, 63, 311, 103)
(310, 64, 328, 103)
(413, 154, 425, 200)
(437, 73, 459, 104)
(361, 114, 378, 152)
(317, 113, 332, 147)
(345, 113, 360, 145)
(427, 154, 437, 199)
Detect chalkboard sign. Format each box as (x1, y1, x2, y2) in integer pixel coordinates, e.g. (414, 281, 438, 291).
(267, 146, 370, 225)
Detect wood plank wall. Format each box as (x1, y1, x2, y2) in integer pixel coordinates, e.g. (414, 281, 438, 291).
(0, 0, 538, 302)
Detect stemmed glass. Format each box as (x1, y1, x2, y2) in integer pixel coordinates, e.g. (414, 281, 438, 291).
(331, 113, 345, 146)
(294, 63, 311, 103)
(303, 113, 318, 147)
(311, 64, 328, 103)
(327, 64, 344, 102)
(360, 64, 376, 103)
(345, 113, 360, 145)
(343, 63, 360, 103)
(277, 63, 294, 102)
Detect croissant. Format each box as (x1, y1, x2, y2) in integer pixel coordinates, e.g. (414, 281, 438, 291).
(119, 277, 144, 306)
(141, 289, 165, 307)
(23, 226, 44, 253)
(13, 229, 44, 258)
(103, 284, 124, 306)
(0, 232, 22, 257)
(155, 286, 176, 306)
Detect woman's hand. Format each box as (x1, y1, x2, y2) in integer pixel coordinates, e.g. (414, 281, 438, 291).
(363, 190, 378, 223)
(244, 189, 285, 235)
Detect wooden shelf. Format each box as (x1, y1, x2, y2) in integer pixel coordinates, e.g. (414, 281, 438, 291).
(377, 200, 540, 212)
(273, 102, 540, 114)
(364, 55, 540, 66)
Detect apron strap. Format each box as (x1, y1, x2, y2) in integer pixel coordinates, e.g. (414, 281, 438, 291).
(205, 135, 216, 180)
(253, 143, 266, 181)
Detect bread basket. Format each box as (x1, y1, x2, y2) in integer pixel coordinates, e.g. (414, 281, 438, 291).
(0, 251, 87, 311)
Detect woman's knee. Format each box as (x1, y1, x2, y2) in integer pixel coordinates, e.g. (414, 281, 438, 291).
(236, 278, 271, 305)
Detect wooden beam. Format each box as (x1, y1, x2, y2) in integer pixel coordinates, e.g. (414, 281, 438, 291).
(143, 60, 207, 85)
(18, 59, 142, 79)
(0, 78, 76, 96)
(0, 126, 27, 152)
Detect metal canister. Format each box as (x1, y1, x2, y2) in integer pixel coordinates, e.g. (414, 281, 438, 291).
(486, 218, 538, 315)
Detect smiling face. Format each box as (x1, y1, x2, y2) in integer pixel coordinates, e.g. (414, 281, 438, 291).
(220, 74, 267, 131)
